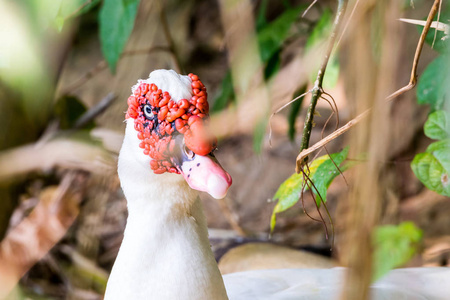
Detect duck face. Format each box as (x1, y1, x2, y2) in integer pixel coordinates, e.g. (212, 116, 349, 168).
(125, 70, 232, 199)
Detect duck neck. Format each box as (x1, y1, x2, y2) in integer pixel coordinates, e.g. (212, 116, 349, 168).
(105, 169, 228, 300)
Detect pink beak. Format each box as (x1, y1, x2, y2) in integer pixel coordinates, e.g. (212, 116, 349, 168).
(179, 154, 232, 199)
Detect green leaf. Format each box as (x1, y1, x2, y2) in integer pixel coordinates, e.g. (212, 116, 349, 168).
(424, 26, 450, 54)
(271, 147, 350, 231)
(27, 0, 63, 30)
(422, 9, 450, 54)
(424, 110, 450, 140)
(256, 0, 269, 30)
(99, 0, 140, 73)
(306, 9, 340, 87)
(54, 96, 93, 130)
(253, 117, 268, 154)
(257, 6, 304, 62)
(305, 9, 333, 50)
(411, 139, 450, 196)
(54, 16, 65, 32)
(322, 54, 340, 88)
(288, 85, 307, 141)
(212, 72, 235, 112)
(373, 222, 422, 281)
(311, 147, 349, 206)
(416, 55, 450, 110)
(264, 50, 282, 79)
(75, 0, 101, 16)
(213, 5, 305, 113)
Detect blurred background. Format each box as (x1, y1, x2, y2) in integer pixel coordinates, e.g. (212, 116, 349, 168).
(0, 0, 449, 299)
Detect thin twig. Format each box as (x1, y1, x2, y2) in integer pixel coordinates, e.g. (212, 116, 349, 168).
(65, 0, 94, 20)
(296, 0, 442, 169)
(302, 0, 319, 18)
(432, 0, 442, 48)
(74, 93, 116, 129)
(297, 0, 348, 172)
(335, 0, 361, 50)
(268, 90, 311, 147)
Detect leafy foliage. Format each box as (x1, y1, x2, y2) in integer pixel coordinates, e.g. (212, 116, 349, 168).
(212, 72, 234, 112)
(270, 147, 349, 231)
(253, 118, 268, 153)
(99, 0, 140, 73)
(55, 0, 101, 31)
(424, 110, 450, 140)
(288, 85, 307, 140)
(305, 9, 340, 88)
(212, 5, 304, 112)
(54, 96, 93, 130)
(305, 9, 333, 49)
(257, 6, 303, 63)
(373, 222, 422, 281)
(413, 38, 450, 196)
(412, 139, 450, 197)
(422, 8, 450, 54)
(416, 55, 450, 111)
(310, 147, 348, 205)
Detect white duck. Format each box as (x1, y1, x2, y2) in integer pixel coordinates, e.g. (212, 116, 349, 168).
(105, 69, 450, 300)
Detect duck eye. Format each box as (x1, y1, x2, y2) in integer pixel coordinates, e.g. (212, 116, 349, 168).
(183, 145, 195, 159)
(144, 105, 153, 118)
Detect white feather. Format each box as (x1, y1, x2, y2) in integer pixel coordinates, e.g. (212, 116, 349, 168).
(131, 69, 193, 103)
(107, 70, 450, 300)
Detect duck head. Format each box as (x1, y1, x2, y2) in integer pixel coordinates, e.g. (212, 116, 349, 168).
(123, 69, 232, 199)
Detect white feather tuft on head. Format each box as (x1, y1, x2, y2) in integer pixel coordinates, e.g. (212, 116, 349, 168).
(131, 69, 192, 103)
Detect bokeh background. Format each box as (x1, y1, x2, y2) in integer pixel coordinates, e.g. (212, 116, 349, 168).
(0, 0, 449, 299)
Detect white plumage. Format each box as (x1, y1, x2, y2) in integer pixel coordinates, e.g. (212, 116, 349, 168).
(105, 70, 450, 300)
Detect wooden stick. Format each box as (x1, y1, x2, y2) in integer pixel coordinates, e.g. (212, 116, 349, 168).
(296, 0, 442, 171)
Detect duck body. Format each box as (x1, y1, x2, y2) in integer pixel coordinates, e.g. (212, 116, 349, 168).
(105, 69, 450, 300)
(105, 119, 228, 300)
(105, 70, 229, 299)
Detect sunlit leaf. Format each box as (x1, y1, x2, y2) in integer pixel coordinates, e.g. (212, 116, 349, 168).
(322, 54, 340, 88)
(27, 0, 63, 30)
(306, 9, 340, 88)
(212, 72, 234, 112)
(424, 110, 450, 140)
(253, 117, 268, 154)
(310, 147, 349, 206)
(0, 1, 54, 129)
(213, 5, 304, 112)
(416, 55, 450, 111)
(99, 0, 140, 72)
(373, 222, 422, 281)
(256, 0, 270, 30)
(271, 147, 350, 231)
(305, 9, 333, 50)
(411, 139, 450, 196)
(55, 0, 101, 31)
(257, 6, 303, 62)
(54, 16, 66, 32)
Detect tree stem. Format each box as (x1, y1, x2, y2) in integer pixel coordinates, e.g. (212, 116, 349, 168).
(298, 0, 348, 171)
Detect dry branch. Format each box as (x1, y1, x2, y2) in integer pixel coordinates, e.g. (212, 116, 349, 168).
(0, 138, 115, 181)
(0, 172, 87, 298)
(298, 0, 348, 171)
(296, 0, 443, 170)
